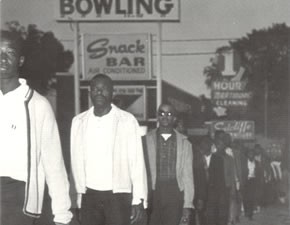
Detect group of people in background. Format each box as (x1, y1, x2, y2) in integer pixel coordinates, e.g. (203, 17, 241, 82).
(185, 127, 287, 225)
(187, 128, 263, 225)
(1, 29, 287, 225)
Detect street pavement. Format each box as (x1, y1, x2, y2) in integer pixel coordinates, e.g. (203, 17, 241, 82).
(239, 204, 290, 225)
(36, 193, 290, 225)
(68, 204, 290, 225)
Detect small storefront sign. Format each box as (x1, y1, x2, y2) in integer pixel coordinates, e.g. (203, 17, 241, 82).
(212, 120, 255, 140)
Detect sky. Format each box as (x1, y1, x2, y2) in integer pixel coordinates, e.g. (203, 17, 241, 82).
(1, 0, 290, 97)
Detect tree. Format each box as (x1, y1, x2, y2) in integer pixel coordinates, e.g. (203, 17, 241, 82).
(203, 23, 289, 138)
(5, 21, 74, 95)
(203, 51, 223, 88)
(230, 23, 289, 138)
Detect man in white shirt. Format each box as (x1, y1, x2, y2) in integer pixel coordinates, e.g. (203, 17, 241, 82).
(241, 149, 262, 221)
(70, 74, 147, 225)
(0, 30, 72, 225)
(224, 133, 243, 225)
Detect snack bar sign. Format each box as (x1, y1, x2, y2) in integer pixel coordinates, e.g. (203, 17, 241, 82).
(56, 0, 180, 21)
(82, 33, 151, 80)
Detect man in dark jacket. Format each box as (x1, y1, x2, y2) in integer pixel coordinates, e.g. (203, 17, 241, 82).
(191, 136, 212, 225)
(241, 148, 263, 220)
(205, 130, 235, 225)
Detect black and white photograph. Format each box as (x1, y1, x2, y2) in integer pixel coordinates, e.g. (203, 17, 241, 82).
(0, 0, 289, 225)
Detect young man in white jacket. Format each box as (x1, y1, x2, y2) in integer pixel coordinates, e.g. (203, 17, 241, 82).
(0, 30, 72, 225)
(70, 73, 147, 225)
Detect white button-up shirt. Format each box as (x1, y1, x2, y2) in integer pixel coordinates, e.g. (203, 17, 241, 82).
(0, 79, 29, 182)
(85, 106, 116, 191)
(247, 160, 256, 178)
(204, 154, 212, 168)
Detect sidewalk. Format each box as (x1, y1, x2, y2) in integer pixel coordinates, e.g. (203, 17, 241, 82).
(239, 204, 290, 225)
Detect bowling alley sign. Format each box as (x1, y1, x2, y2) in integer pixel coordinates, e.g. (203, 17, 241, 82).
(81, 33, 151, 80)
(56, 0, 180, 21)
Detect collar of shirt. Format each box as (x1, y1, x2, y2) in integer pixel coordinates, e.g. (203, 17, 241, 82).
(157, 129, 175, 142)
(0, 79, 29, 100)
(204, 154, 212, 167)
(161, 133, 172, 141)
(157, 128, 175, 136)
(89, 104, 116, 122)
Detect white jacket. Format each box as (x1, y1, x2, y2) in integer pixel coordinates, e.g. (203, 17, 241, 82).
(70, 104, 148, 208)
(21, 83, 72, 224)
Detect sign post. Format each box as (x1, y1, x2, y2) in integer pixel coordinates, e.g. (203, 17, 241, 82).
(74, 22, 81, 115)
(156, 22, 163, 112)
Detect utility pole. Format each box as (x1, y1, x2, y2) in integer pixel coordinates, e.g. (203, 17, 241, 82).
(264, 75, 268, 139)
(156, 22, 163, 115)
(73, 22, 80, 116)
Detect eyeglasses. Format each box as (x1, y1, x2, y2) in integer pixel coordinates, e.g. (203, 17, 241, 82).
(158, 110, 174, 117)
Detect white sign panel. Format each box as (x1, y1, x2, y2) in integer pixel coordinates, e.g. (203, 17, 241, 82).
(56, 0, 180, 21)
(113, 85, 147, 120)
(81, 85, 146, 121)
(82, 33, 152, 80)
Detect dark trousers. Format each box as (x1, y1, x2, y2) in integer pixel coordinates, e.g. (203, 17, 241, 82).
(205, 187, 230, 225)
(191, 209, 206, 225)
(0, 177, 36, 225)
(81, 188, 131, 225)
(148, 180, 183, 225)
(243, 178, 257, 218)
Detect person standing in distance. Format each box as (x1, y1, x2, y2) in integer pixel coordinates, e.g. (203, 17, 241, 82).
(0, 30, 72, 225)
(143, 103, 194, 225)
(70, 73, 147, 225)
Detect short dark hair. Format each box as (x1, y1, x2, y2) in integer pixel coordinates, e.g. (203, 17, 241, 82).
(90, 73, 113, 88)
(214, 130, 226, 139)
(254, 144, 262, 149)
(0, 30, 24, 55)
(246, 148, 255, 156)
(158, 102, 177, 115)
(200, 135, 212, 145)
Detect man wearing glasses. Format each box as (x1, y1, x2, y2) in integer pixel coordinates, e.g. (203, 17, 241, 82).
(143, 103, 194, 225)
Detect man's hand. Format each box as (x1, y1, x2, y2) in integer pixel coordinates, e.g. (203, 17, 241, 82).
(130, 203, 145, 224)
(196, 199, 204, 210)
(75, 208, 81, 224)
(179, 208, 191, 225)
